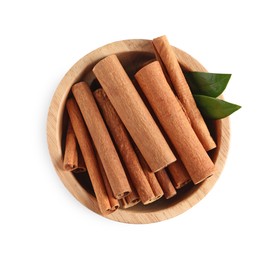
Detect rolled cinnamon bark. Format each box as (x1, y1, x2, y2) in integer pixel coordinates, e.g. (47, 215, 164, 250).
(167, 158, 191, 189)
(119, 183, 141, 209)
(72, 147, 87, 173)
(94, 89, 156, 205)
(135, 148, 164, 201)
(156, 170, 177, 199)
(66, 98, 114, 215)
(135, 61, 215, 184)
(152, 35, 216, 151)
(72, 82, 131, 199)
(134, 78, 191, 189)
(96, 154, 119, 211)
(63, 121, 78, 171)
(92, 55, 176, 172)
(120, 195, 140, 209)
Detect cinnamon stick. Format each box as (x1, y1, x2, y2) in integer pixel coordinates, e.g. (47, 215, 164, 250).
(120, 194, 140, 209)
(156, 170, 177, 199)
(63, 121, 78, 171)
(135, 61, 215, 184)
(167, 158, 191, 189)
(152, 35, 216, 151)
(72, 147, 87, 173)
(119, 182, 141, 209)
(92, 55, 176, 172)
(94, 89, 156, 205)
(135, 149, 164, 201)
(66, 98, 114, 215)
(133, 78, 191, 189)
(96, 154, 119, 211)
(72, 82, 131, 199)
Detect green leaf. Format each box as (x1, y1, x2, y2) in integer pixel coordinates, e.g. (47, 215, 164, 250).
(193, 95, 241, 120)
(185, 72, 231, 97)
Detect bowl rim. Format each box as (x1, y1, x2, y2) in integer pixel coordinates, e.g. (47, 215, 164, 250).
(47, 39, 230, 224)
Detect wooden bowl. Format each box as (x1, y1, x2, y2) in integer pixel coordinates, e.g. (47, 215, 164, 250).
(47, 39, 230, 224)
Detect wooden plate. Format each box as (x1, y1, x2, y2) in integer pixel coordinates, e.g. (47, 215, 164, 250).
(47, 39, 230, 224)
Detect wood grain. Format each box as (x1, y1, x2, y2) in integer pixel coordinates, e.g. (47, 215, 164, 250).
(47, 39, 230, 224)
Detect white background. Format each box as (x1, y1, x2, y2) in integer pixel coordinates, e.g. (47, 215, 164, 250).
(1, 0, 277, 259)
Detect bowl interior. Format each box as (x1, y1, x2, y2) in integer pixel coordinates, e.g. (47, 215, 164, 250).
(48, 40, 229, 224)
